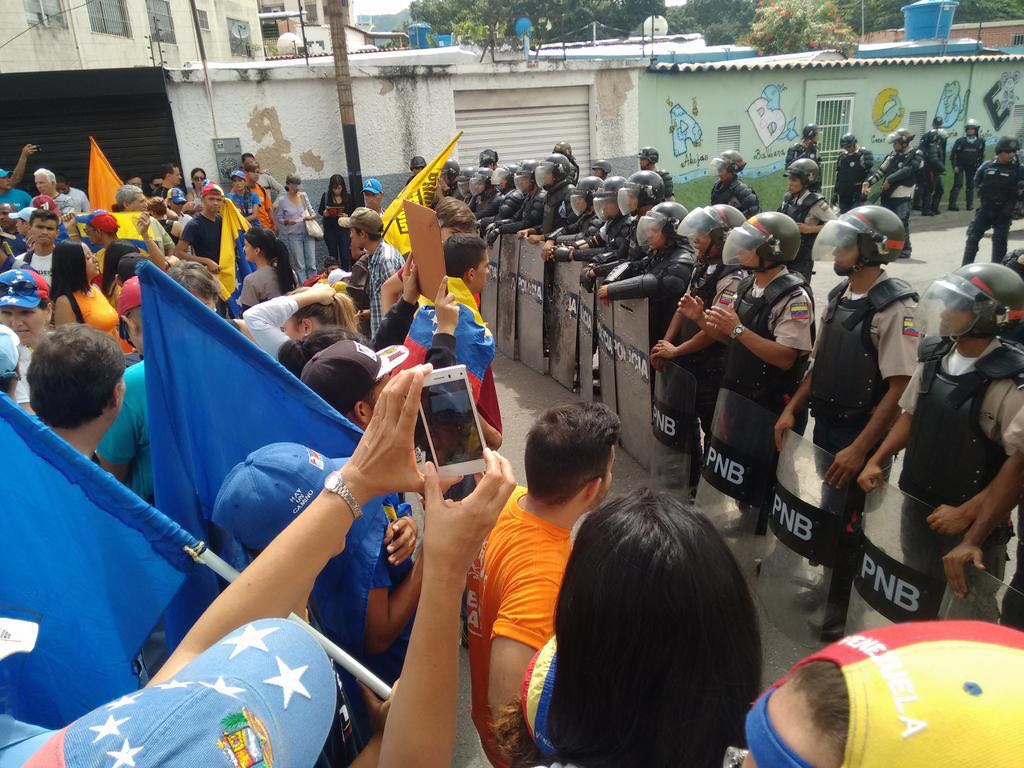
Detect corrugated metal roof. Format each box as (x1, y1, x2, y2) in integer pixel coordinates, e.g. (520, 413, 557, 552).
(650, 52, 1024, 73)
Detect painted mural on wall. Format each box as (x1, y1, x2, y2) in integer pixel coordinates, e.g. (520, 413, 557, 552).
(669, 101, 704, 157)
(746, 85, 799, 152)
(871, 87, 905, 133)
(983, 71, 1021, 131)
(934, 81, 965, 129)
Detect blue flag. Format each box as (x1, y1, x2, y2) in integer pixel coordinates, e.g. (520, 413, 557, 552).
(0, 395, 194, 729)
(137, 261, 364, 649)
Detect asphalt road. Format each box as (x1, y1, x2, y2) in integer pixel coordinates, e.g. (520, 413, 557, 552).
(451, 208, 1022, 767)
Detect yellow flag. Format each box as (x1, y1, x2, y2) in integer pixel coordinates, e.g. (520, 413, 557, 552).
(217, 198, 250, 301)
(381, 131, 462, 255)
(87, 137, 123, 212)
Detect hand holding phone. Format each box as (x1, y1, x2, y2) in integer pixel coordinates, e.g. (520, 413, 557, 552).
(417, 365, 486, 477)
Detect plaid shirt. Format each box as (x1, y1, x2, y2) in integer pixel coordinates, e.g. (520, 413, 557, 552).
(368, 239, 403, 335)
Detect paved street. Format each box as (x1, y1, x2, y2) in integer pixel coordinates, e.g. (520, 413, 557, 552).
(452, 209, 1022, 766)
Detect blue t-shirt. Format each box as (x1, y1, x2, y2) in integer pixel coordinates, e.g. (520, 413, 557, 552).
(181, 214, 222, 260)
(0, 188, 31, 212)
(96, 361, 151, 501)
(226, 191, 260, 218)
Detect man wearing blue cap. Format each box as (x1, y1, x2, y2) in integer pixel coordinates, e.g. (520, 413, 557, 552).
(227, 169, 261, 224)
(166, 187, 193, 230)
(0, 144, 37, 211)
(362, 178, 385, 213)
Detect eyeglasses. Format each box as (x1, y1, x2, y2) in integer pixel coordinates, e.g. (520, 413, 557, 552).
(722, 747, 749, 768)
(193, 176, 205, 181)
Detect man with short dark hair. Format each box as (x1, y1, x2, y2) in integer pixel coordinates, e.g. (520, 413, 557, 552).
(175, 183, 224, 274)
(466, 402, 620, 767)
(54, 172, 90, 212)
(27, 324, 125, 456)
(340, 206, 401, 334)
(13, 208, 59, 284)
(151, 163, 183, 200)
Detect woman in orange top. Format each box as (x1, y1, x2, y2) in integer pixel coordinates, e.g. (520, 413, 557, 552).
(50, 241, 127, 349)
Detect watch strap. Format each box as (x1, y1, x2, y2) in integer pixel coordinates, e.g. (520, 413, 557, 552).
(326, 472, 363, 520)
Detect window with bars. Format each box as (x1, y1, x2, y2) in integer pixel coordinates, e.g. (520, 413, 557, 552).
(228, 18, 252, 56)
(196, 9, 210, 31)
(907, 110, 928, 139)
(717, 125, 741, 152)
(88, 0, 132, 37)
(1014, 104, 1024, 141)
(1012, 32, 1024, 46)
(304, 1, 319, 24)
(146, 0, 175, 43)
(24, 0, 67, 28)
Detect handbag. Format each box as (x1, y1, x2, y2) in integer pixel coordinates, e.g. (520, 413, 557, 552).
(301, 192, 325, 240)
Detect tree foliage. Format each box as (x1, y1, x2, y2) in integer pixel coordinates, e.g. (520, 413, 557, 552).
(744, 0, 858, 55)
(665, 0, 756, 46)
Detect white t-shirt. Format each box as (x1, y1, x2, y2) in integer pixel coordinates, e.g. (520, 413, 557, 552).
(15, 345, 31, 405)
(13, 252, 53, 285)
(944, 349, 980, 377)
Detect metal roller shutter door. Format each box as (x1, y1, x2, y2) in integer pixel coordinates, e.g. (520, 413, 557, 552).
(454, 86, 591, 170)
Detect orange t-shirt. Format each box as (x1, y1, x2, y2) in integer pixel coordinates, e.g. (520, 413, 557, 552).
(466, 486, 572, 767)
(253, 183, 275, 230)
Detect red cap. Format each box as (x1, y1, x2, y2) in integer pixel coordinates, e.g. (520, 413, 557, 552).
(116, 276, 142, 315)
(88, 212, 119, 234)
(201, 182, 224, 198)
(31, 195, 59, 213)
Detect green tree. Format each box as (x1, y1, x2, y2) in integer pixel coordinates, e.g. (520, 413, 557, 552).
(744, 0, 858, 55)
(666, 0, 756, 45)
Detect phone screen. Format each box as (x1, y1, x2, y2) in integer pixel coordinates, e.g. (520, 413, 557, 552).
(418, 378, 484, 468)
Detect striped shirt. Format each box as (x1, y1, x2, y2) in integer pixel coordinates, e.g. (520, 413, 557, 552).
(368, 239, 403, 335)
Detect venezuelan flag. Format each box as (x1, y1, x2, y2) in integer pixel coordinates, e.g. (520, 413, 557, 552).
(399, 277, 494, 399)
(218, 197, 255, 317)
(87, 137, 123, 212)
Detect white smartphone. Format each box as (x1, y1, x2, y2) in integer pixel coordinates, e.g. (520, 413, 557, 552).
(417, 365, 487, 477)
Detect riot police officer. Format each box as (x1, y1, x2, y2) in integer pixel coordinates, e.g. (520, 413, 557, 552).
(916, 117, 948, 216)
(611, 169, 666, 265)
(591, 160, 612, 180)
(407, 155, 427, 186)
(523, 153, 573, 239)
(469, 168, 501, 222)
(481, 164, 523, 234)
(433, 158, 461, 209)
(541, 175, 603, 261)
(862, 128, 923, 260)
(859, 263, 1024, 610)
(786, 123, 821, 191)
(455, 164, 477, 202)
(834, 134, 874, 213)
(638, 146, 676, 201)
(949, 118, 985, 211)
(578, 176, 631, 276)
(552, 141, 579, 184)
(706, 212, 815, 416)
(596, 201, 695, 341)
(710, 151, 759, 218)
(778, 158, 835, 282)
(962, 136, 1024, 266)
(652, 204, 748, 443)
(494, 160, 545, 236)
(478, 148, 499, 170)
(775, 205, 918, 639)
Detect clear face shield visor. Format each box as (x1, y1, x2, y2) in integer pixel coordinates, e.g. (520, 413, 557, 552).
(722, 222, 771, 266)
(636, 213, 668, 248)
(514, 173, 533, 194)
(617, 185, 640, 217)
(570, 193, 589, 217)
(916, 276, 989, 337)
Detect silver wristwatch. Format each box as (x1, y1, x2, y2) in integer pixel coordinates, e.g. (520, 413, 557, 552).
(324, 470, 363, 520)
(731, 324, 746, 339)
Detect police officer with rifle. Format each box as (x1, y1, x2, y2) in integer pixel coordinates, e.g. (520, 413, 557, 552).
(962, 136, 1024, 266)
(778, 158, 835, 282)
(948, 118, 985, 211)
(774, 205, 918, 639)
(834, 134, 874, 213)
(862, 128, 922, 260)
(710, 151, 759, 218)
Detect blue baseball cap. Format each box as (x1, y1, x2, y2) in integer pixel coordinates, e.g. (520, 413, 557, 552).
(0, 269, 49, 309)
(361, 178, 383, 195)
(213, 443, 345, 552)
(230, 169, 247, 181)
(0, 169, 10, 179)
(0, 325, 19, 377)
(169, 187, 187, 204)
(21, 617, 336, 766)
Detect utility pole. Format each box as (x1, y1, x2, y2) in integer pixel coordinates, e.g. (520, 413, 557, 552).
(188, 0, 219, 137)
(326, 0, 363, 197)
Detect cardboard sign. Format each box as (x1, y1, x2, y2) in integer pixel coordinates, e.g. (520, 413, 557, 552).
(404, 200, 446, 301)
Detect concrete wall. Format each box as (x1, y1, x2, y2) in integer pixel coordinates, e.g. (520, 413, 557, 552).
(640, 57, 1024, 209)
(0, 0, 262, 73)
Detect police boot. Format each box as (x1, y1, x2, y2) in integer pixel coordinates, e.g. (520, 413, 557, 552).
(948, 205, 960, 211)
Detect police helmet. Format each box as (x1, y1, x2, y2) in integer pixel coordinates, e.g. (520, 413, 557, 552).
(933, 116, 944, 128)
(636, 201, 689, 248)
(678, 204, 747, 246)
(617, 170, 665, 216)
(840, 133, 857, 149)
(918, 263, 1024, 337)
(785, 158, 820, 186)
(410, 155, 427, 171)
(535, 153, 572, 189)
(638, 146, 660, 163)
(802, 123, 820, 141)
(553, 141, 573, 157)
(515, 160, 540, 193)
(711, 151, 746, 175)
(965, 118, 981, 133)
(889, 128, 915, 145)
(457, 165, 477, 195)
(491, 165, 512, 187)
(591, 160, 612, 178)
(723, 212, 801, 266)
(469, 168, 492, 196)
(593, 175, 627, 221)
(441, 159, 460, 183)
(569, 175, 603, 216)
(811, 205, 906, 268)
(478, 148, 499, 168)
(995, 136, 1020, 154)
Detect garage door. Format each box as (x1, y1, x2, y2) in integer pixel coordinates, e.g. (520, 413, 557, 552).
(454, 86, 591, 170)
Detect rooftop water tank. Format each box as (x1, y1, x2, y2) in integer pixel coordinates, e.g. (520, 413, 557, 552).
(902, 0, 958, 41)
(408, 22, 432, 49)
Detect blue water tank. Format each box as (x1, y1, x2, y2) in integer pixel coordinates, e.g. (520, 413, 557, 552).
(433, 34, 453, 47)
(902, 0, 958, 41)
(408, 22, 432, 49)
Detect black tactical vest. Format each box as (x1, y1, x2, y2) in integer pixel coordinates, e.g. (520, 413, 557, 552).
(541, 181, 572, 235)
(899, 338, 1024, 507)
(810, 277, 917, 423)
(722, 272, 812, 413)
(781, 192, 823, 264)
(979, 161, 1019, 206)
(957, 136, 984, 168)
(836, 150, 871, 187)
(678, 261, 744, 367)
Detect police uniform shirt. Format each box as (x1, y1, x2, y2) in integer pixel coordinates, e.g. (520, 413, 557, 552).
(795, 191, 836, 226)
(899, 338, 1024, 455)
(709, 268, 747, 311)
(744, 267, 814, 352)
(811, 272, 918, 380)
(1005, 407, 1024, 454)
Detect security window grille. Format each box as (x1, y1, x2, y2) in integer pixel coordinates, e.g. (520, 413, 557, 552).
(196, 9, 210, 30)
(147, 0, 175, 43)
(907, 110, 928, 140)
(304, 1, 319, 24)
(1014, 104, 1024, 141)
(89, 0, 132, 37)
(815, 94, 854, 205)
(24, 0, 67, 28)
(717, 125, 741, 152)
(228, 18, 252, 56)
(1012, 32, 1024, 46)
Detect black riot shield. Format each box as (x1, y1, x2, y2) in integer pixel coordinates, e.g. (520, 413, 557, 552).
(578, 280, 596, 403)
(496, 236, 519, 360)
(847, 485, 1013, 630)
(549, 260, 582, 391)
(694, 389, 778, 575)
(516, 241, 547, 375)
(650, 362, 697, 495)
(757, 430, 848, 648)
(595, 286, 617, 412)
(481, 239, 500, 328)
(614, 298, 653, 471)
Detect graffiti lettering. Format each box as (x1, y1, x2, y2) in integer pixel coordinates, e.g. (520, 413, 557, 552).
(747, 84, 798, 148)
(984, 71, 1020, 131)
(677, 152, 710, 168)
(751, 147, 787, 161)
(872, 87, 905, 133)
(935, 81, 965, 129)
(670, 103, 704, 157)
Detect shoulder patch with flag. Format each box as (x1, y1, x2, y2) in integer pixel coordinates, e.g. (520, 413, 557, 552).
(902, 315, 919, 337)
(717, 289, 737, 307)
(789, 301, 810, 320)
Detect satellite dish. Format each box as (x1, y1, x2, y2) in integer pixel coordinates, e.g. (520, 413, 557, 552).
(277, 32, 299, 54)
(514, 17, 533, 37)
(642, 15, 669, 37)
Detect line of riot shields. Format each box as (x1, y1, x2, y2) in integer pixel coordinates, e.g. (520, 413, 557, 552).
(483, 233, 1022, 649)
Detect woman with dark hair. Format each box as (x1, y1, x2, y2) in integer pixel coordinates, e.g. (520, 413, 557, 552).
(273, 175, 319, 282)
(318, 173, 352, 269)
(185, 166, 207, 208)
(240, 227, 298, 311)
(51, 241, 124, 347)
(99, 240, 144, 304)
(493, 490, 762, 768)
